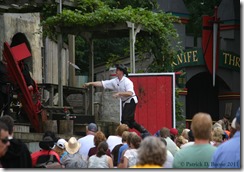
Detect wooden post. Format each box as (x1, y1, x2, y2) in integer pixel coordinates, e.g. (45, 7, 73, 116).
(68, 34, 76, 87)
(42, 120, 58, 133)
(81, 32, 94, 116)
(59, 120, 73, 135)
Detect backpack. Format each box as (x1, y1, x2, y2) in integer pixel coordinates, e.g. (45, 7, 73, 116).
(35, 154, 64, 168)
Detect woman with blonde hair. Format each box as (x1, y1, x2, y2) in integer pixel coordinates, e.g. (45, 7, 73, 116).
(181, 128, 190, 141)
(211, 127, 224, 147)
(53, 139, 67, 161)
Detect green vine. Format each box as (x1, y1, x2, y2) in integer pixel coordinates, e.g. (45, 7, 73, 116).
(42, 3, 180, 71)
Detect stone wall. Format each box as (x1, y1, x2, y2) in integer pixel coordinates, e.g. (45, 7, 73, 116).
(0, 13, 43, 83)
(94, 91, 120, 123)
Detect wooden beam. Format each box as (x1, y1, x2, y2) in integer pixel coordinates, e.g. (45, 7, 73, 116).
(0, 0, 52, 5)
(0, 0, 76, 13)
(56, 22, 148, 39)
(0, 0, 75, 6)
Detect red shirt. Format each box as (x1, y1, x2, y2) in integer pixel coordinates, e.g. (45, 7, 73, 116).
(31, 149, 60, 167)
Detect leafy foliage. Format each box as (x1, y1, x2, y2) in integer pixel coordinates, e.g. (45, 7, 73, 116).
(42, 3, 180, 72)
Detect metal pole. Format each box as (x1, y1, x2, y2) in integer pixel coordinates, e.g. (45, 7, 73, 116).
(213, 7, 218, 87)
(129, 23, 135, 73)
(213, 23, 217, 87)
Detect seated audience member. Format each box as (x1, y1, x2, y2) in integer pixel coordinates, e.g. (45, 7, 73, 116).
(180, 129, 195, 149)
(0, 121, 10, 167)
(31, 131, 60, 167)
(117, 132, 135, 168)
(131, 136, 166, 168)
(209, 107, 240, 168)
(111, 131, 130, 167)
(0, 115, 32, 168)
(119, 133, 141, 168)
(160, 138, 174, 168)
(61, 137, 87, 168)
(159, 127, 179, 156)
(180, 128, 190, 141)
(88, 141, 113, 168)
(117, 131, 130, 166)
(169, 128, 178, 142)
(107, 124, 129, 151)
(88, 131, 111, 159)
(173, 112, 217, 168)
(78, 123, 98, 160)
(211, 127, 224, 147)
(175, 135, 188, 148)
(53, 138, 68, 161)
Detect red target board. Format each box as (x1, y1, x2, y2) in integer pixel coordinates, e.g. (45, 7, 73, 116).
(128, 73, 175, 135)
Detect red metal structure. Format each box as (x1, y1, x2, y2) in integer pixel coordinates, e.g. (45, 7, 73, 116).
(129, 73, 175, 135)
(2, 42, 42, 132)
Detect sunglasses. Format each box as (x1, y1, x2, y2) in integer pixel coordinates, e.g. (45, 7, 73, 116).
(0, 137, 10, 144)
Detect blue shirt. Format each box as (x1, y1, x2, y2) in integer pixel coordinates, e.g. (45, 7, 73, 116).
(209, 131, 240, 168)
(60, 151, 68, 162)
(117, 143, 129, 164)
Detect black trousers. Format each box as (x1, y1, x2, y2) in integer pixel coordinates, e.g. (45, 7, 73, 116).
(121, 98, 145, 133)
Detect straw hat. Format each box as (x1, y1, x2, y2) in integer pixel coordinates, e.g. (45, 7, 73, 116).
(65, 137, 81, 154)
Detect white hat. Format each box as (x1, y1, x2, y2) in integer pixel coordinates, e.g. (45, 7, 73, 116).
(57, 138, 67, 149)
(65, 137, 81, 154)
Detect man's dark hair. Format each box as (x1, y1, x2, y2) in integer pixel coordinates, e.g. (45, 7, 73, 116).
(188, 130, 195, 141)
(0, 121, 9, 134)
(115, 64, 128, 77)
(0, 115, 14, 135)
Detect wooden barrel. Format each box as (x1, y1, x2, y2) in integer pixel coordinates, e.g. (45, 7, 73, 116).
(59, 120, 73, 135)
(42, 120, 58, 133)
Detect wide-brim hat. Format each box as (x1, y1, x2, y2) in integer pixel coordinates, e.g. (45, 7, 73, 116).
(39, 136, 55, 150)
(65, 137, 81, 154)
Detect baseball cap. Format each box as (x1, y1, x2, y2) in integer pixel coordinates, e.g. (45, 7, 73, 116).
(88, 123, 98, 132)
(57, 138, 67, 149)
(170, 128, 178, 136)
